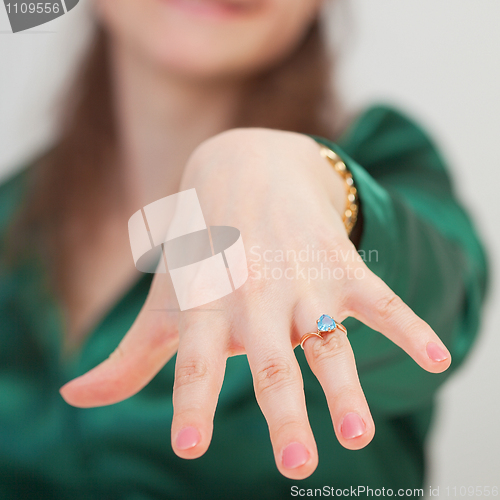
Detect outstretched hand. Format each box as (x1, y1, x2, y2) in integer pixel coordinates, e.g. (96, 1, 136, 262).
(60, 128, 451, 480)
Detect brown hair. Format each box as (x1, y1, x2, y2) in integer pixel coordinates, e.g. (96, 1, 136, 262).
(11, 16, 349, 297)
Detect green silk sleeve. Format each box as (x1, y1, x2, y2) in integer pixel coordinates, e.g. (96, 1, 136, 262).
(307, 105, 489, 416)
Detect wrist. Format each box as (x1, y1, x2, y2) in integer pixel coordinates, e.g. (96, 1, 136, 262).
(318, 145, 359, 237)
(316, 145, 350, 218)
(307, 136, 364, 248)
(283, 132, 347, 217)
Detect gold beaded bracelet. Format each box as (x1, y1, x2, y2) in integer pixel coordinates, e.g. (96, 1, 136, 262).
(319, 145, 359, 237)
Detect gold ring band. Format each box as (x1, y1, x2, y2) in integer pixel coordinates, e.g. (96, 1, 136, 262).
(299, 332, 323, 350)
(335, 323, 347, 335)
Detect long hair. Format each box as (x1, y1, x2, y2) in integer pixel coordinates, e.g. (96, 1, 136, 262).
(9, 15, 349, 298)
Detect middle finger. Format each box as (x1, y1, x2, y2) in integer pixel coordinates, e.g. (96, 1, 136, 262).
(244, 313, 318, 480)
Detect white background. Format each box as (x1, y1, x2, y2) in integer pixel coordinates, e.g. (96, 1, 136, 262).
(1, 0, 499, 495)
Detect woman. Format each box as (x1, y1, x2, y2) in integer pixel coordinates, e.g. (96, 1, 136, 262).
(0, 0, 488, 498)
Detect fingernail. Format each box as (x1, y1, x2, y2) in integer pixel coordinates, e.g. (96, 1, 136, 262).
(175, 426, 201, 450)
(282, 442, 309, 469)
(341, 412, 366, 440)
(426, 342, 449, 362)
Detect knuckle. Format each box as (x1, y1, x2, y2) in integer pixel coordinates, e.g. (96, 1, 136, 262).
(375, 293, 405, 322)
(174, 358, 210, 390)
(254, 356, 297, 397)
(336, 385, 362, 403)
(309, 331, 349, 365)
(108, 344, 125, 362)
(273, 414, 305, 432)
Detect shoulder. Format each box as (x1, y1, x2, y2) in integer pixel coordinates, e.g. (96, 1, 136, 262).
(338, 102, 438, 148)
(336, 102, 449, 174)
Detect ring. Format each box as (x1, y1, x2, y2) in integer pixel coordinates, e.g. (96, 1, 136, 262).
(299, 314, 347, 350)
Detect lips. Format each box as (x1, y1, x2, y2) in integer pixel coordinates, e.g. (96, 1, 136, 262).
(163, 0, 262, 18)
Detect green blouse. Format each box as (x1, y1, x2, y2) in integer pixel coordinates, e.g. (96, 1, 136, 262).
(0, 104, 489, 499)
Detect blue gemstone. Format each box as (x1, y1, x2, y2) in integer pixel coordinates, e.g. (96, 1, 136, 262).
(317, 314, 336, 332)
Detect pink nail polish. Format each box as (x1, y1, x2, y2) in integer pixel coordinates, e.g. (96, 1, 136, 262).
(176, 426, 201, 450)
(282, 442, 309, 469)
(341, 412, 366, 440)
(426, 342, 449, 362)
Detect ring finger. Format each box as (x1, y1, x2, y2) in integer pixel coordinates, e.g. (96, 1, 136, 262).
(294, 300, 375, 450)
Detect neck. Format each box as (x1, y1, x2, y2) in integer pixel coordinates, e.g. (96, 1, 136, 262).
(59, 41, 246, 350)
(110, 40, 244, 211)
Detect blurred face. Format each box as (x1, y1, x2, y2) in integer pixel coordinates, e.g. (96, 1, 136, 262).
(94, 0, 324, 80)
